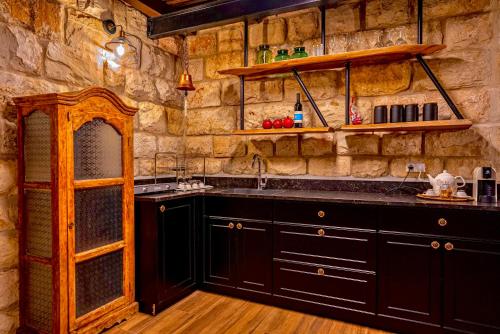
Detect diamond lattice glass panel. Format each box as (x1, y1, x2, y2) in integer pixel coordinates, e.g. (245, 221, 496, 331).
(75, 186, 123, 253)
(24, 111, 51, 182)
(76, 250, 123, 317)
(26, 190, 52, 258)
(74, 119, 122, 180)
(26, 262, 52, 332)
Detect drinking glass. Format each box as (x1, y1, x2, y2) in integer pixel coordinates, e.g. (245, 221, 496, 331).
(374, 31, 385, 48)
(395, 28, 407, 45)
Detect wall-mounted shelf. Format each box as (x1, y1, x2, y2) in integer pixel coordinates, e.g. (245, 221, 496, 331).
(218, 44, 445, 79)
(233, 127, 334, 136)
(340, 119, 472, 132)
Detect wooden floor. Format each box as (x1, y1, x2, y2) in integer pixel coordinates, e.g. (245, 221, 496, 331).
(106, 291, 391, 334)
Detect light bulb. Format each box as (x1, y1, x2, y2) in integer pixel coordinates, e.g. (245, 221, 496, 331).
(115, 44, 125, 57)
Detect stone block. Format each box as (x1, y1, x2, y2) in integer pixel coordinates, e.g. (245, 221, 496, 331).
(267, 157, 307, 175)
(222, 79, 283, 106)
(205, 52, 243, 79)
(301, 134, 335, 156)
(247, 138, 274, 157)
(325, 4, 360, 34)
(243, 102, 313, 129)
(125, 70, 158, 101)
(34, 0, 63, 40)
(157, 36, 182, 56)
(275, 136, 298, 157)
(389, 157, 444, 178)
(188, 33, 217, 57)
(337, 133, 380, 155)
(0, 312, 17, 334)
(218, 25, 243, 52)
(351, 157, 389, 178)
(155, 78, 179, 105)
(134, 132, 157, 158)
(382, 133, 422, 156)
(444, 13, 492, 51)
(287, 12, 319, 42)
(0, 25, 43, 75)
(248, 18, 286, 48)
(312, 98, 372, 129)
(167, 106, 237, 136)
(126, 5, 148, 41)
(138, 158, 154, 176)
(189, 58, 204, 82)
(0, 118, 16, 156)
(188, 81, 222, 109)
(190, 157, 224, 174)
(425, 130, 488, 157)
(366, 0, 409, 29)
(141, 44, 175, 78)
(308, 156, 351, 176)
(423, 0, 490, 19)
(0, 160, 15, 194)
(223, 156, 257, 175)
(444, 158, 493, 179)
(213, 136, 246, 158)
(0, 269, 18, 309)
(138, 102, 166, 134)
(0, 230, 16, 269)
(158, 136, 181, 154)
(185, 136, 213, 156)
(340, 62, 412, 97)
(284, 72, 337, 102)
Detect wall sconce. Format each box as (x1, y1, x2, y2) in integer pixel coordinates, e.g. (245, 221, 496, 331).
(103, 19, 142, 68)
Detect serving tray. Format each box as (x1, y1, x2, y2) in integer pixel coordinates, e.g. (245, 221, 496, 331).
(416, 193, 474, 202)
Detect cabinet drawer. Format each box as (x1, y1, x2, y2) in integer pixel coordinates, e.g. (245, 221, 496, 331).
(274, 201, 376, 229)
(204, 196, 272, 221)
(273, 260, 376, 314)
(380, 207, 500, 241)
(274, 222, 375, 271)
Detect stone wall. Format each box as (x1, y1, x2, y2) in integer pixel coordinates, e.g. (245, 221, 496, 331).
(0, 0, 180, 332)
(133, 0, 500, 180)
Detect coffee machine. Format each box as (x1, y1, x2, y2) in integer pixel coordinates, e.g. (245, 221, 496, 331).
(473, 167, 497, 203)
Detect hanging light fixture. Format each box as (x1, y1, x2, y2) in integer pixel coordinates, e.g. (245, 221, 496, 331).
(103, 19, 142, 68)
(177, 36, 195, 93)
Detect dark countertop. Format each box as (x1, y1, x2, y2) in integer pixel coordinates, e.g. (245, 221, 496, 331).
(135, 188, 500, 212)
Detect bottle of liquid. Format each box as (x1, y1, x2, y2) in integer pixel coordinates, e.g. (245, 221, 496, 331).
(294, 93, 303, 128)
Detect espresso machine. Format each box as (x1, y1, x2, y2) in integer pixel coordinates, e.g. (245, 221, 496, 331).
(473, 167, 497, 203)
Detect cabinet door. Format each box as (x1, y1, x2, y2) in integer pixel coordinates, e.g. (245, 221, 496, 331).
(443, 240, 500, 334)
(378, 233, 441, 325)
(235, 220, 272, 294)
(158, 201, 195, 301)
(204, 217, 235, 287)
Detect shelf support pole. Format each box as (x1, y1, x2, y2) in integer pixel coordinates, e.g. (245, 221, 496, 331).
(292, 69, 329, 127)
(417, 0, 423, 44)
(321, 5, 326, 55)
(345, 62, 351, 125)
(240, 20, 249, 130)
(416, 55, 464, 119)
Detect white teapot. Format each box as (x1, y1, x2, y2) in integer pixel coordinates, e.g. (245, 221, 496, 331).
(427, 170, 466, 196)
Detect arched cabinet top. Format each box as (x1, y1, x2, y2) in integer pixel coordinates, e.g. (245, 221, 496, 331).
(13, 87, 138, 116)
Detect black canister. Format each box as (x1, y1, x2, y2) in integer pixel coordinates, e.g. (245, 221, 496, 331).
(404, 104, 419, 122)
(423, 102, 438, 121)
(390, 105, 404, 123)
(374, 105, 388, 124)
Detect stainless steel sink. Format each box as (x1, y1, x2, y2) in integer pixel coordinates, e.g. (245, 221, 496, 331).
(219, 188, 285, 195)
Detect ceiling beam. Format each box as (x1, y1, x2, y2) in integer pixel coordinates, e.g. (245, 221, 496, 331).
(148, 0, 337, 39)
(122, 0, 167, 17)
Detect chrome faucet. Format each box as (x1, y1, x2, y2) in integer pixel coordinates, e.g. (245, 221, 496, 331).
(252, 154, 267, 190)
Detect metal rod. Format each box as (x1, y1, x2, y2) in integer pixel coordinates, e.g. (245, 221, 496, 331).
(345, 62, 351, 125)
(321, 5, 326, 55)
(292, 69, 328, 127)
(417, 0, 423, 44)
(240, 76, 245, 129)
(416, 55, 464, 119)
(243, 19, 249, 66)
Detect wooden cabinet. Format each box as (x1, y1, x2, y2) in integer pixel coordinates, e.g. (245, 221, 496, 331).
(15, 88, 138, 334)
(135, 197, 197, 315)
(204, 217, 235, 287)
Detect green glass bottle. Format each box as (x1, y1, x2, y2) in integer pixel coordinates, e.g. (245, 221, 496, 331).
(291, 46, 308, 59)
(274, 49, 290, 62)
(256, 44, 272, 64)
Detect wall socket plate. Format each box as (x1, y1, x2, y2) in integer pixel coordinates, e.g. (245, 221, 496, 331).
(407, 162, 426, 172)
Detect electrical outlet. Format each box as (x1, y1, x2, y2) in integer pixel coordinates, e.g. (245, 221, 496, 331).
(407, 162, 426, 173)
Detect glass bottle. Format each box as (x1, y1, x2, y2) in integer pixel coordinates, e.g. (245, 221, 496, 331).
(291, 46, 308, 59)
(256, 44, 272, 64)
(274, 49, 290, 62)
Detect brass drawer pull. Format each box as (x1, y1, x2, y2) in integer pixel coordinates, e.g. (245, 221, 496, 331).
(318, 210, 325, 218)
(159, 205, 166, 213)
(236, 223, 243, 230)
(228, 222, 235, 229)
(431, 241, 440, 249)
(444, 242, 454, 251)
(317, 229, 325, 236)
(317, 268, 325, 276)
(438, 218, 448, 227)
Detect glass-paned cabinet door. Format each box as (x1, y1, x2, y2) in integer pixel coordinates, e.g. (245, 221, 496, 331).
(24, 111, 51, 182)
(74, 119, 122, 180)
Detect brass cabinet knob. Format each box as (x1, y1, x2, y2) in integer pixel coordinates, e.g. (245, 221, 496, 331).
(431, 241, 440, 249)
(236, 223, 243, 230)
(444, 242, 454, 251)
(228, 222, 235, 229)
(438, 218, 448, 227)
(318, 210, 325, 218)
(317, 268, 325, 276)
(159, 205, 166, 213)
(317, 229, 325, 236)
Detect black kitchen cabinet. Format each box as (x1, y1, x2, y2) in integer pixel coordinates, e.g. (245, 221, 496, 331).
(443, 239, 500, 334)
(135, 197, 197, 315)
(204, 217, 235, 287)
(377, 233, 442, 333)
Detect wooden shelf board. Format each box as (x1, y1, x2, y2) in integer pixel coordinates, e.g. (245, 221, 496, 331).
(218, 44, 445, 78)
(232, 127, 334, 135)
(340, 119, 472, 132)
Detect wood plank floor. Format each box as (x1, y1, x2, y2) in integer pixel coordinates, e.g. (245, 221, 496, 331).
(106, 291, 392, 334)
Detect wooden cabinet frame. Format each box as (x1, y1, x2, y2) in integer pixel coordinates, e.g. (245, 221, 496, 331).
(15, 88, 138, 334)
